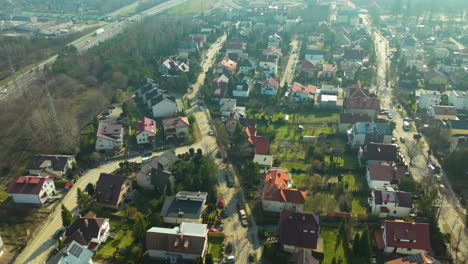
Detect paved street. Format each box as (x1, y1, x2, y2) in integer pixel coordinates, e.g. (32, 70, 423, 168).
(365, 15, 468, 262)
(14, 33, 260, 264)
(280, 39, 300, 88)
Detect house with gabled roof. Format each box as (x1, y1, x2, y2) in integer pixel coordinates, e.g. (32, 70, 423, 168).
(162, 117, 190, 141)
(288, 249, 320, 264)
(260, 54, 279, 78)
(27, 154, 75, 177)
(338, 112, 371, 133)
(344, 97, 381, 121)
(289, 82, 317, 102)
(146, 222, 208, 262)
(238, 59, 256, 75)
(370, 187, 413, 218)
(232, 76, 254, 97)
(225, 41, 246, 54)
(95, 122, 123, 151)
(268, 33, 282, 48)
(261, 77, 279, 95)
(47, 240, 94, 264)
(136, 151, 178, 191)
(150, 94, 178, 118)
(95, 173, 133, 209)
(278, 208, 320, 253)
(7, 176, 55, 205)
(384, 253, 439, 264)
(358, 143, 398, 167)
(347, 122, 394, 148)
(135, 117, 157, 145)
(304, 49, 325, 62)
(375, 220, 431, 255)
(244, 126, 269, 155)
(344, 47, 364, 61)
(318, 64, 337, 79)
(417, 90, 441, 109)
(262, 168, 306, 213)
(211, 74, 229, 98)
(424, 69, 448, 90)
(366, 163, 409, 189)
(447, 90, 468, 110)
(427, 105, 458, 120)
(64, 211, 110, 250)
(158, 57, 189, 76)
(263, 47, 283, 57)
(297, 60, 320, 78)
(217, 59, 237, 75)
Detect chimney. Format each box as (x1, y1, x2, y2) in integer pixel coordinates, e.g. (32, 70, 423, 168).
(84, 219, 88, 228)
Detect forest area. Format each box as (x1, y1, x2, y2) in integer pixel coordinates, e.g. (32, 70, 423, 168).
(0, 15, 201, 176)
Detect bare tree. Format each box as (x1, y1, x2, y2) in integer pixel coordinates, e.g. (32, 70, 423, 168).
(405, 140, 422, 165)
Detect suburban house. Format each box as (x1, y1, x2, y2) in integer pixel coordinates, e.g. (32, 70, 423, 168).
(304, 49, 325, 62)
(347, 122, 394, 149)
(7, 176, 55, 205)
(232, 76, 254, 97)
(318, 64, 337, 79)
(338, 112, 371, 134)
(376, 220, 431, 255)
(261, 77, 280, 95)
(268, 33, 281, 48)
(186, 34, 206, 48)
(95, 173, 133, 209)
(27, 154, 75, 176)
(369, 187, 413, 218)
(340, 60, 362, 81)
(211, 74, 229, 98)
(288, 250, 320, 264)
(219, 98, 246, 118)
(344, 95, 381, 120)
(47, 240, 94, 264)
(259, 54, 279, 78)
(244, 126, 270, 155)
(344, 47, 364, 61)
(162, 117, 190, 141)
(146, 222, 208, 262)
(277, 208, 320, 253)
(64, 211, 110, 250)
(263, 47, 283, 57)
(150, 94, 178, 118)
(297, 60, 320, 78)
(417, 90, 441, 109)
(426, 105, 458, 120)
(358, 143, 398, 167)
(366, 163, 409, 189)
(449, 120, 468, 136)
(262, 168, 306, 212)
(217, 59, 237, 75)
(0, 235, 4, 257)
(225, 41, 246, 54)
(336, 0, 358, 25)
(424, 69, 448, 90)
(447, 90, 468, 110)
(135, 117, 157, 145)
(161, 191, 207, 224)
(289, 82, 316, 102)
(253, 154, 273, 173)
(238, 59, 256, 75)
(136, 151, 178, 191)
(158, 57, 189, 76)
(95, 122, 123, 152)
(384, 253, 439, 264)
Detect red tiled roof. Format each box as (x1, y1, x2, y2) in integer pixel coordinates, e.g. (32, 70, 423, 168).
(431, 105, 457, 116)
(345, 97, 380, 110)
(264, 169, 289, 186)
(291, 82, 317, 95)
(339, 112, 371, 124)
(7, 176, 50, 195)
(367, 164, 407, 182)
(263, 47, 283, 57)
(262, 77, 279, 89)
(162, 117, 190, 129)
(135, 117, 156, 136)
(218, 59, 237, 70)
(384, 220, 431, 251)
(384, 253, 438, 264)
(322, 64, 337, 72)
(244, 126, 269, 154)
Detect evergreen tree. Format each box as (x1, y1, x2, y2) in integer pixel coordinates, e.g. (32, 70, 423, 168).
(133, 215, 148, 242)
(352, 233, 360, 256)
(205, 254, 214, 264)
(61, 204, 73, 227)
(76, 188, 93, 213)
(359, 228, 372, 263)
(85, 183, 95, 196)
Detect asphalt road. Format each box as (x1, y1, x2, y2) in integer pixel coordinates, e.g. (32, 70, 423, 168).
(280, 39, 300, 88)
(363, 14, 468, 262)
(0, 0, 187, 101)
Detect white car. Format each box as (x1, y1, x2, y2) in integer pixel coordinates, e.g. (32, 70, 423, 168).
(208, 130, 214, 136)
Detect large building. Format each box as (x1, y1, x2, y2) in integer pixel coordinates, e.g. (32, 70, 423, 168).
(161, 191, 207, 224)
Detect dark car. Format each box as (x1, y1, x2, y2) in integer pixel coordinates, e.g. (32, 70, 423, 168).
(215, 151, 222, 159)
(53, 229, 64, 239)
(226, 242, 234, 254)
(221, 208, 228, 218)
(225, 174, 234, 188)
(413, 133, 422, 139)
(248, 254, 254, 263)
(142, 152, 152, 157)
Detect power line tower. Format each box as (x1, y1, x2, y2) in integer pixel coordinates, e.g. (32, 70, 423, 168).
(6, 48, 23, 97)
(41, 76, 61, 134)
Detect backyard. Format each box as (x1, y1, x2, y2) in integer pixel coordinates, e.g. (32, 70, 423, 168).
(208, 235, 224, 261)
(321, 228, 349, 264)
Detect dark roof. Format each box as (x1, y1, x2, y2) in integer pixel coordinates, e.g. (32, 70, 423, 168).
(288, 249, 319, 264)
(96, 122, 123, 143)
(368, 164, 407, 182)
(161, 195, 205, 220)
(146, 224, 207, 256)
(239, 118, 259, 127)
(345, 97, 380, 110)
(373, 189, 412, 208)
(64, 211, 107, 247)
(385, 253, 440, 264)
(27, 154, 74, 172)
(239, 59, 255, 68)
(149, 168, 172, 192)
(95, 173, 128, 207)
(278, 209, 320, 250)
(363, 143, 398, 162)
(384, 220, 431, 251)
(7, 176, 50, 195)
(344, 48, 364, 60)
(431, 105, 457, 116)
(340, 112, 371, 124)
(396, 191, 413, 208)
(450, 120, 468, 130)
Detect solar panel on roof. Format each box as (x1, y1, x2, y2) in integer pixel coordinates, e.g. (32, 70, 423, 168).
(69, 244, 83, 257)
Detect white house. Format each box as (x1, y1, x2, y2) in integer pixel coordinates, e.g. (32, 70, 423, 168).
(261, 77, 279, 95)
(259, 54, 279, 78)
(7, 176, 55, 205)
(448, 90, 468, 110)
(151, 96, 178, 118)
(380, 220, 431, 255)
(347, 122, 394, 149)
(135, 117, 157, 144)
(417, 90, 441, 109)
(162, 117, 190, 141)
(48, 240, 94, 264)
(158, 57, 189, 76)
(289, 82, 316, 102)
(369, 187, 413, 218)
(238, 59, 256, 75)
(27, 154, 75, 176)
(95, 122, 123, 151)
(146, 222, 208, 262)
(366, 164, 408, 189)
(304, 49, 325, 62)
(262, 169, 306, 213)
(64, 211, 110, 250)
(232, 76, 254, 97)
(136, 152, 178, 190)
(219, 98, 246, 117)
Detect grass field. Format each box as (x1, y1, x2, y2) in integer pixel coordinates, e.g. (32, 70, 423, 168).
(97, 229, 135, 257)
(321, 228, 349, 264)
(0, 185, 9, 202)
(208, 236, 224, 260)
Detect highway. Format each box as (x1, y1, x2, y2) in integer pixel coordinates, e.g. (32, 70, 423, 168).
(0, 0, 187, 101)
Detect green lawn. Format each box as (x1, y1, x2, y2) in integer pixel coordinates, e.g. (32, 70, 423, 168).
(321, 228, 349, 264)
(352, 199, 367, 216)
(208, 236, 224, 260)
(281, 162, 310, 172)
(97, 229, 135, 257)
(0, 185, 9, 202)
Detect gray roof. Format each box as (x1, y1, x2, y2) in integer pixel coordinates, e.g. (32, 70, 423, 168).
(161, 191, 207, 220)
(47, 240, 93, 264)
(149, 168, 172, 191)
(96, 122, 123, 142)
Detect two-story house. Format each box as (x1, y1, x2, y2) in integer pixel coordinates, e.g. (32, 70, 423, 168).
(7, 176, 55, 206)
(162, 117, 190, 141)
(219, 98, 246, 118)
(336, 0, 358, 25)
(384, 253, 439, 264)
(338, 113, 371, 134)
(136, 151, 178, 191)
(358, 143, 398, 167)
(448, 90, 468, 110)
(278, 208, 320, 254)
(297, 60, 320, 78)
(417, 90, 441, 109)
(158, 57, 189, 76)
(369, 187, 413, 218)
(345, 97, 380, 121)
(150, 94, 179, 118)
(347, 122, 394, 149)
(64, 211, 110, 250)
(238, 59, 256, 75)
(427, 105, 458, 120)
(232, 76, 254, 97)
(259, 54, 279, 78)
(377, 220, 431, 255)
(304, 49, 324, 63)
(366, 163, 409, 189)
(261, 77, 279, 95)
(27, 154, 75, 177)
(289, 82, 317, 102)
(95, 173, 134, 209)
(95, 123, 123, 152)
(135, 117, 157, 145)
(245, 126, 270, 155)
(225, 41, 246, 54)
(262, 168, 306, 213)
(146, 222, 208, 262)
(217, 59, 237, 75)
(211, 74, 229, 98)
(318, 64, 337, 79)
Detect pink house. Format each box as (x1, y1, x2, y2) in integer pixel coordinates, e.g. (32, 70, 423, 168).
(163, 117, 190, 140)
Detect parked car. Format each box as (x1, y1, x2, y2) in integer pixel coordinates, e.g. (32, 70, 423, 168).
(216, 151, 222, 159)
(221, 208, 228, 218)
(208, 130, 214, 136)
(248, 254, 255, 263)
(99, 116, 108, 120)
(53, 228, 64, 239)
(142, 152, 152, 157)
(209, 228, 219, 232)
(223, 256, 235, 263)
(399, 137, 406, 143)
(413, 133, 422, 139)
(218, 200, 225, 208)
(199, 106, 204, 111)
(239, 209, 248, 227)
(387, 113, 393, 119)
(225, 242, 234, 254)
(226, 174, 234, 188)
(403, 117, 411, 122)
(435, 175, 442, 183)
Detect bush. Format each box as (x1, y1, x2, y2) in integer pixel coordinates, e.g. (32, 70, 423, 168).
(54, 179, 69, 189)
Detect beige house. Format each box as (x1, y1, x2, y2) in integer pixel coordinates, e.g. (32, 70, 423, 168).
(95, 122, 123, 151)
(95, 173, 134, 209)
(162, 117, 190, 141)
